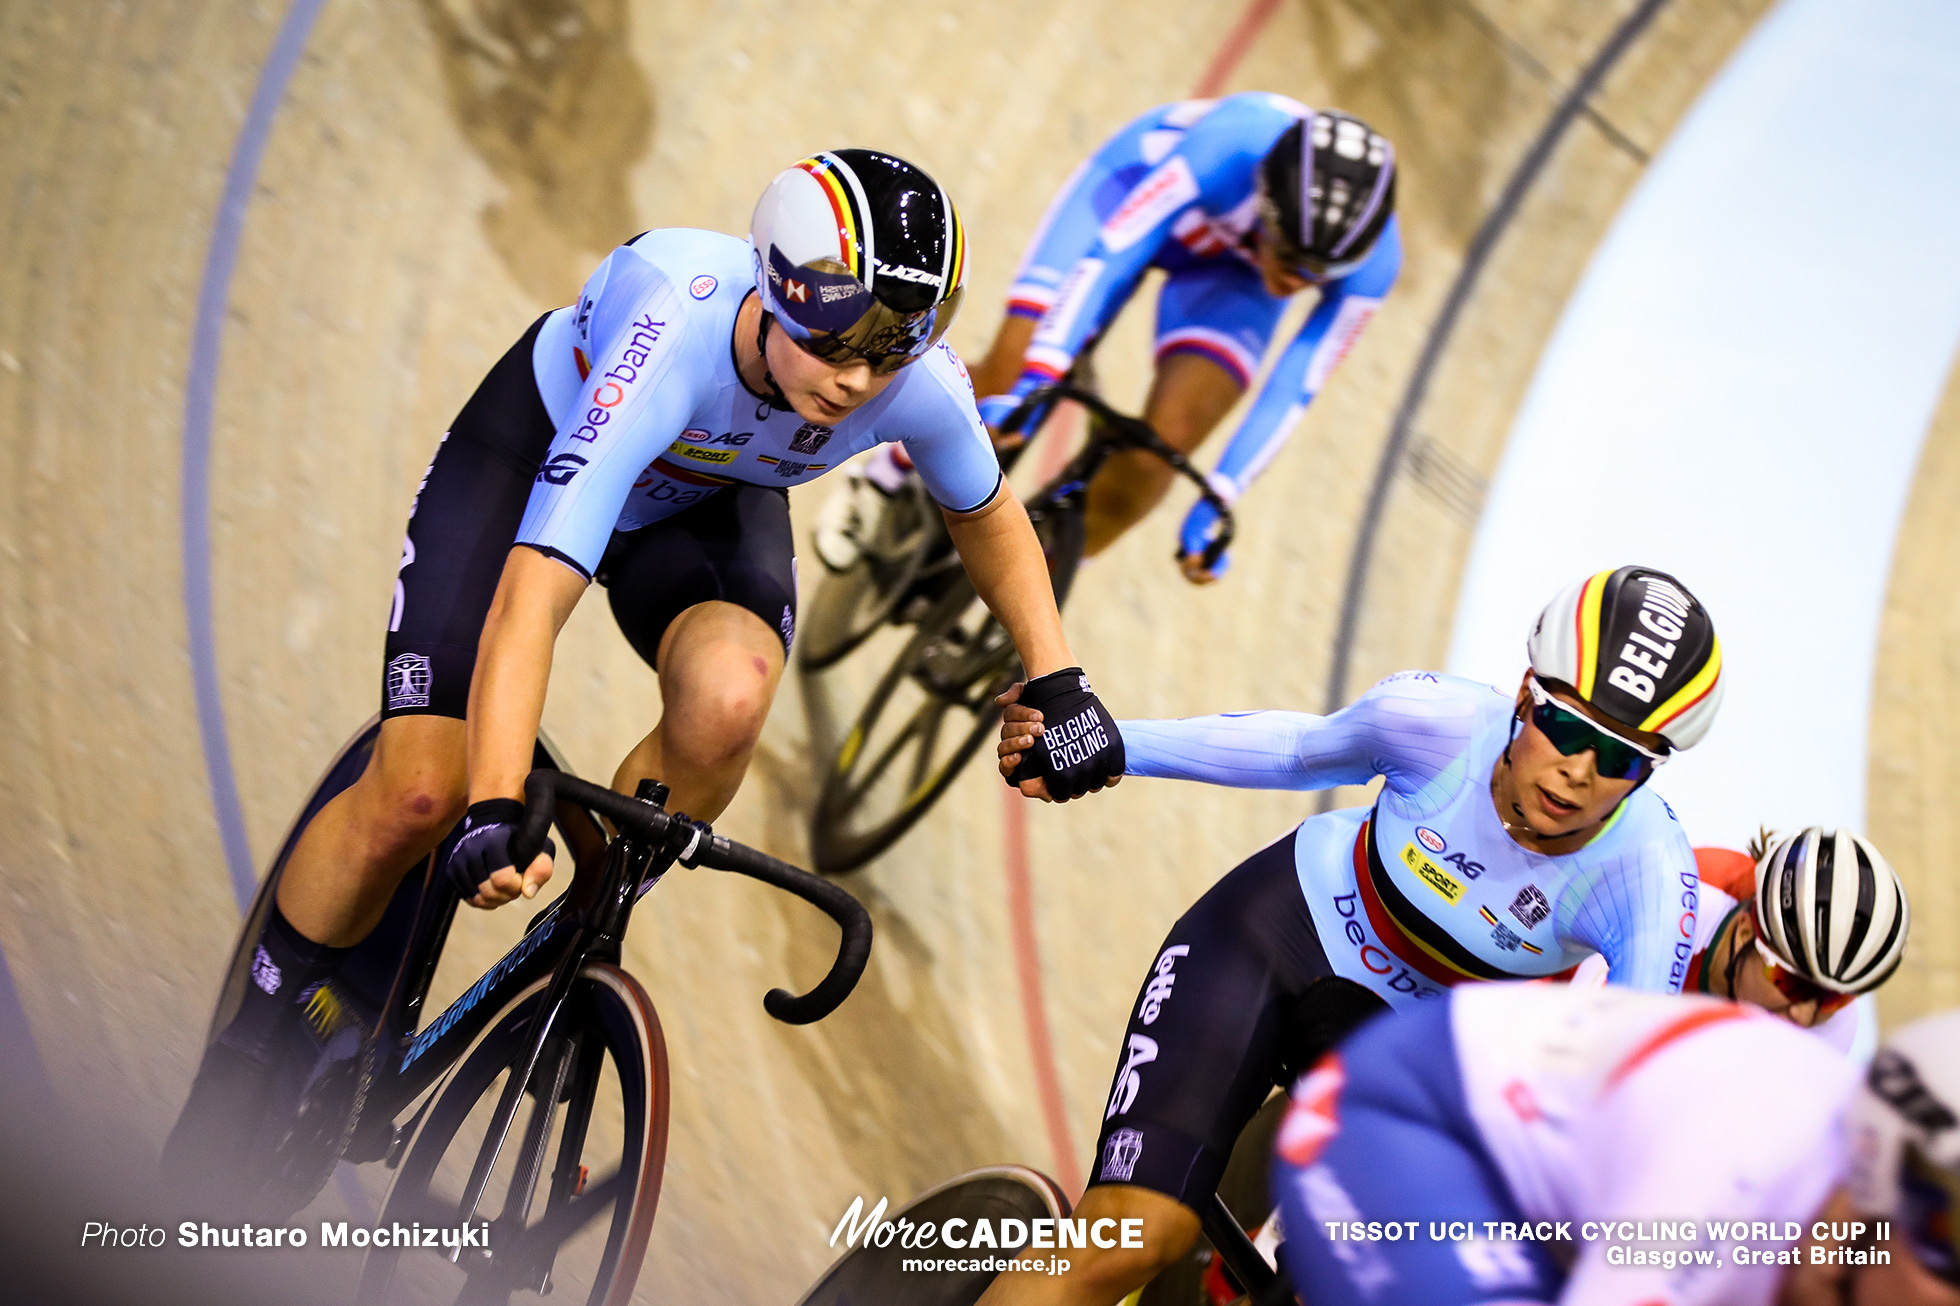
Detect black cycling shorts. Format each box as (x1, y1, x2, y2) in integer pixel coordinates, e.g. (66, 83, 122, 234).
(1087, 831, 1388, 1209)
(382, 315, 797, 719)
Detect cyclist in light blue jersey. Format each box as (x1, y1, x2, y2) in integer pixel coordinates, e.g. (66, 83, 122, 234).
(980, 566, 1724, 1306)
(169, 152, 1129, 1181)
(820, 93, 1399, 584)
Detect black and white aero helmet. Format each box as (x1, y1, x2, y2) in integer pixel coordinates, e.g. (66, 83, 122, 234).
(1754, 827, 1910, 995)
(749, 149, 965, 374)
(1255, 110, 1396, 279)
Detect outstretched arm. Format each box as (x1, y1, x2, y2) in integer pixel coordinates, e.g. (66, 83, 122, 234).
(944, 489, 1073, 680)
(1178, 219, 1401, 577)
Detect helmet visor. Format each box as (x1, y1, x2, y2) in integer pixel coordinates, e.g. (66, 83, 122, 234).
(766, 248, 960, 374)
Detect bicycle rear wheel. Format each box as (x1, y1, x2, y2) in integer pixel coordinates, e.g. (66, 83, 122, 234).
(798, 478, 946, 671)
(809, 502, 1084, 875)
(357, 964, 667, 1306)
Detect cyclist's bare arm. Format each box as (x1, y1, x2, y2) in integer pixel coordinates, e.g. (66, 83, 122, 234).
(463, 544, 585, 905)
(944, 488, 1076, 681)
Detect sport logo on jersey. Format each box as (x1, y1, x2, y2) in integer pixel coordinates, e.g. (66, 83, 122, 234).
(1402, 844, 1465, 906)
(537, 452, 588, 485)
(1508, 885, 1551, 930)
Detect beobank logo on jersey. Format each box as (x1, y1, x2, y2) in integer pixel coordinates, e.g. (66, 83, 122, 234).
(572, 315, 663, 443)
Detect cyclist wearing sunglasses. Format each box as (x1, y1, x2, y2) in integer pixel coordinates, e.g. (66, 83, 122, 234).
(982, 566, 1723, 1306)
(1681, 829, 1908, 1047)
(817, 94, 1398, 585)
(171, 151, 1128, 1171)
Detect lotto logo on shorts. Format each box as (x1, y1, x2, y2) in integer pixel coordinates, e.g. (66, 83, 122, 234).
(1099, 1128, 1143, 1183)
(1137, 945, 1189, 1025)
(386, 652, 432, 710)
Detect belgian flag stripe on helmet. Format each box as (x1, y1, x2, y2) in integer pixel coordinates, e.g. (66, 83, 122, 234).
(796, 154, 864, 280)
(1573, 569, 1612, 700)
(1639, 636, 1722, 736)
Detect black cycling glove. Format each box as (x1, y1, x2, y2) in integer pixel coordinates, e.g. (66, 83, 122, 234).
(1005, 667, 1125, 800)
(444, 798, 555, 902)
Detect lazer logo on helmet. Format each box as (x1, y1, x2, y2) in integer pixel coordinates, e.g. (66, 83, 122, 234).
(1607, 576, 1696, 703)
(875, 259, 943, 286)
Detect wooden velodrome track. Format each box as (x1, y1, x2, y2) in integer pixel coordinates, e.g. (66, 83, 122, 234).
(1, 0, 1952, 1299)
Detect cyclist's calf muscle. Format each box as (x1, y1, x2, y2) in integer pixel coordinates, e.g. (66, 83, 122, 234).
(276, 714, 468, 947)
(1082, 351, 1241, 557)
(976, 1185, 1201, 1306)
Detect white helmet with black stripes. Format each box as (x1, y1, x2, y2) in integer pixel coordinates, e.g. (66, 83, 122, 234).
(1753, 826, 1910, 995)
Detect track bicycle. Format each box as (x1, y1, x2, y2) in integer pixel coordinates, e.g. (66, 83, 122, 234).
(803, 381, 1237, 875)
(170, 718, 871, 1306)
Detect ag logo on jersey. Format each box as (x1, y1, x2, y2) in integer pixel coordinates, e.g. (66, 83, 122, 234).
(1415, 827, 1447, 854)
(1402, 844, 1465, 906)
(689, 274, 717, 299)
(536, 452, 588, 486)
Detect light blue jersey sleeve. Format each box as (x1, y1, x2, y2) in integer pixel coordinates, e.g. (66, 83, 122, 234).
(516, 251, 716, 577)
(1179, 219, 1400, 567)
(885, 343, 1005, 514)
(1119, 671, 1482, 801)
(1560, 812, 1700, 993)
(1216, 218, 1399, 493)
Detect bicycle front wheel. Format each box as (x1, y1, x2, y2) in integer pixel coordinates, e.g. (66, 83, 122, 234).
(357, 964, 668, 1306)
(809, 500, 1085, 875)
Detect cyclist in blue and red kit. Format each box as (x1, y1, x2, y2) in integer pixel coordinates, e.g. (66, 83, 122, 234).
(818, 93, 1400, 584)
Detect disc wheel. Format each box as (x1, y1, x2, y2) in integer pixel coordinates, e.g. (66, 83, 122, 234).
(358, 965, 668, 1306)
(809, 502, 1084, 875)
(798, 478, 949, 671)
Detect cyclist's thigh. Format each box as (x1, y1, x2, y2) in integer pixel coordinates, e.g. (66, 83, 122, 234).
(1153, 260, 1286, 394)
(600, 482, 798, 669)
(1275, 1003, 1561, 1306)
(384, 312, 557, 721)
(1089, 831, 1333, 1210)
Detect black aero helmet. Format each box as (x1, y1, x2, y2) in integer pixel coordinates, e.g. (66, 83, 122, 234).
(1255, 110, 1396, 279)
(750, 149, 966, 373)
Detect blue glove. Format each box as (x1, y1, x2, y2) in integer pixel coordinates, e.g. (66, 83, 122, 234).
(444, 798, 555, 902)
(1178, 497, 1232, 580)
(978, 379, 1054, 439)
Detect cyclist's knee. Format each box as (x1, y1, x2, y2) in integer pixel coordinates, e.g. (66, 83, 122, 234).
(672, 677, 773, 765)
(362, 718, 468, 846)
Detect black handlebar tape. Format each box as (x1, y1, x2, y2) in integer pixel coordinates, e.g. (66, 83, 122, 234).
(695, 838, 873, 1024)
(510, 769, 872, 1024)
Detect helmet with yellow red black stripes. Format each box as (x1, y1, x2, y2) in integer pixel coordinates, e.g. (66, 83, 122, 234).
(749, 149, 966, 374)
(1526, 566, 1724, 751)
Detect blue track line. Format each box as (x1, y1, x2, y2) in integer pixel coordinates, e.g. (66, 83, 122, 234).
(180, 0, 328, 908)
